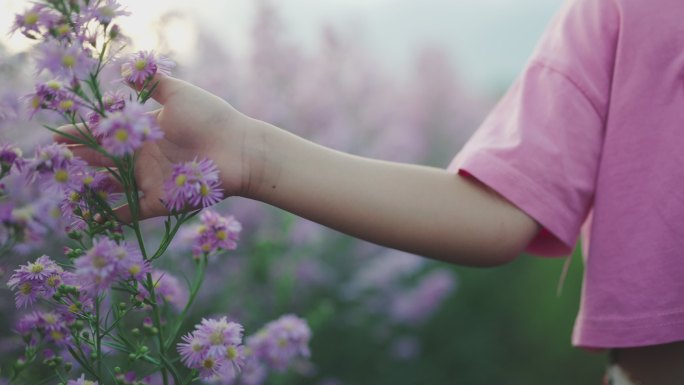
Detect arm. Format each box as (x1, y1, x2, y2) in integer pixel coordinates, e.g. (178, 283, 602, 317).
(241, 119, 540, 266)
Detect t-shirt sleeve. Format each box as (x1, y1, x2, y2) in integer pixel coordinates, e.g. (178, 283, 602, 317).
(448, 0, 619, 256)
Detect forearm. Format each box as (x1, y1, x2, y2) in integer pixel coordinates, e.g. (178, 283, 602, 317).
(242, 120, 540, 266)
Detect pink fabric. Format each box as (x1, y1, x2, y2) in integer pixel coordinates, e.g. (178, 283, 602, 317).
(449, 0, 684, 348)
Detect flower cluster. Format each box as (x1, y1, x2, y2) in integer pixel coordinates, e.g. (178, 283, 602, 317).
(191, 210, 242, 258)
(247, 315, 311, 372)
(7, 255, 64, 308)
(164, 158, 223, 211)
(93, 103, 163, 156)
(27, 80, 82, 118)
(16, 310, 75, 348)
(74, 238, 148, 293)
(177, 317, 246, 379)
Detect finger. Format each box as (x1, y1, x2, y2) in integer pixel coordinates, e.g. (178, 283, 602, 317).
(127, 74, 187, 105)
(68, 145, 116, 168)
(53, 123, 95, 145)
(113, 195, 169, 223)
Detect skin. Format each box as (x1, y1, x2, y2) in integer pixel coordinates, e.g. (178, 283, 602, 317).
(56, 75, 540, 267)
(57, 75, 682, 382)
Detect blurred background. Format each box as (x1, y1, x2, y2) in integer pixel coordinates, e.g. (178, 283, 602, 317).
(0, 0, 606, 384)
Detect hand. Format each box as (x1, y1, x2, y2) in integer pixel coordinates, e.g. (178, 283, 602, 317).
(55, 75, 261, 221)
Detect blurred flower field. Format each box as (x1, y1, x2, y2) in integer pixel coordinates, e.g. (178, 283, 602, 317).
(0, 1, 605, 384)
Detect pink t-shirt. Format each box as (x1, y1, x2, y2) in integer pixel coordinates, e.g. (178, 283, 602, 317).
(449, 0, 684, 348)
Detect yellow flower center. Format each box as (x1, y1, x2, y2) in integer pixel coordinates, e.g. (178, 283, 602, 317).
(216, 230, 227, 241)
(92, 255, 107, 269)
(47, 275, 59, 287)
(54, 169, 69, 183)
(31, 96, 41, 109)
(209, 331, 223, 345)
(30, 263, 44, 274)
(43, 314, 57, 324)
(24, 12, 39, 25)
(202, 358, 216, 369)
(47, 80, 61, 90)
(192, 340, 203, 352)
(175, 174, 187, 186)
(114, 129, 129, 142)
(50, 330, 64, 341)
(134, 59, 148, 71)
(59, 100, 74, 110)
(129, 264, 141, 275)
(70, 192, 81, 202)
(20, 283, 32, 295)
(56, 24, 70, 36)
(62, 55, 76, 68)
(83, 176, 94, 185)
(226, 346, 238, 360)
(68, 303, 80, 313)
(200, 184, 210, 197)
(99, 6, 115, 18)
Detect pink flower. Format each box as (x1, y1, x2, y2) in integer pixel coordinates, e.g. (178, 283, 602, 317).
(94, 103, 163, 156)
(120, 50, 175, 87)
(163, 158, 223, 212)
(35, 41, 96, 81)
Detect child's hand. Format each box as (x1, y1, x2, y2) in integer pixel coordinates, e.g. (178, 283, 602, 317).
(55, 75, 260, 221)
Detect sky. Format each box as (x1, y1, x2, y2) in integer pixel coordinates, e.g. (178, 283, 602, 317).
(0, 0, 564, 92)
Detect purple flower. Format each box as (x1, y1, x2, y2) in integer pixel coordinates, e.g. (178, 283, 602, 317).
(74, 238, 146, 293)
(147, 269, 187, 311)
(35, 41, 96, 81)
(67, 374, 98, 385)
(25, 143, 75, 185)
(87, 0, 130, 25)
(163, 158, 223, 211)
(121, 50, 175, 87)
(94, 103, 163, 156)
(0, 144, 24, 174)
(10, 4, 60, 39)
(16, 310, 74, 347)
(191, 210, 242, 258)
(178, 332, 207, 367)
(177, 316, 246, 380)
(7, 255, 64, 309)
(247, 314, 312, 372)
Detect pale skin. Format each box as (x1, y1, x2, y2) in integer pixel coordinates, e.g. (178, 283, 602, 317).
(56, 75, 683, 384)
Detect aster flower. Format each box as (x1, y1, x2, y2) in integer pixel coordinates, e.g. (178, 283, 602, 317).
(67, 374, 98, 385)
(177, 316, 246, 379)
(164, 158, 224, 211)
(94, 103, 163, 156)
(10, 4, 60, 39)
(191, 210, 242, 258)
(35, 41, 96, 81)
(247, 315, 312, 372)
(178, 332, 207, 367)
(25, 143, 74, 183)
(121, 50, 175, 87)
(151, 270, 187, 310)
(7, 255, 64, 309)
(74, 238, 144, 293)
(87, 0, 130, 25)
(0, 144, 24, 174)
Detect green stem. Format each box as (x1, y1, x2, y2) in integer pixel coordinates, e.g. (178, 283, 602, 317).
(164, 255, 208, 350)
